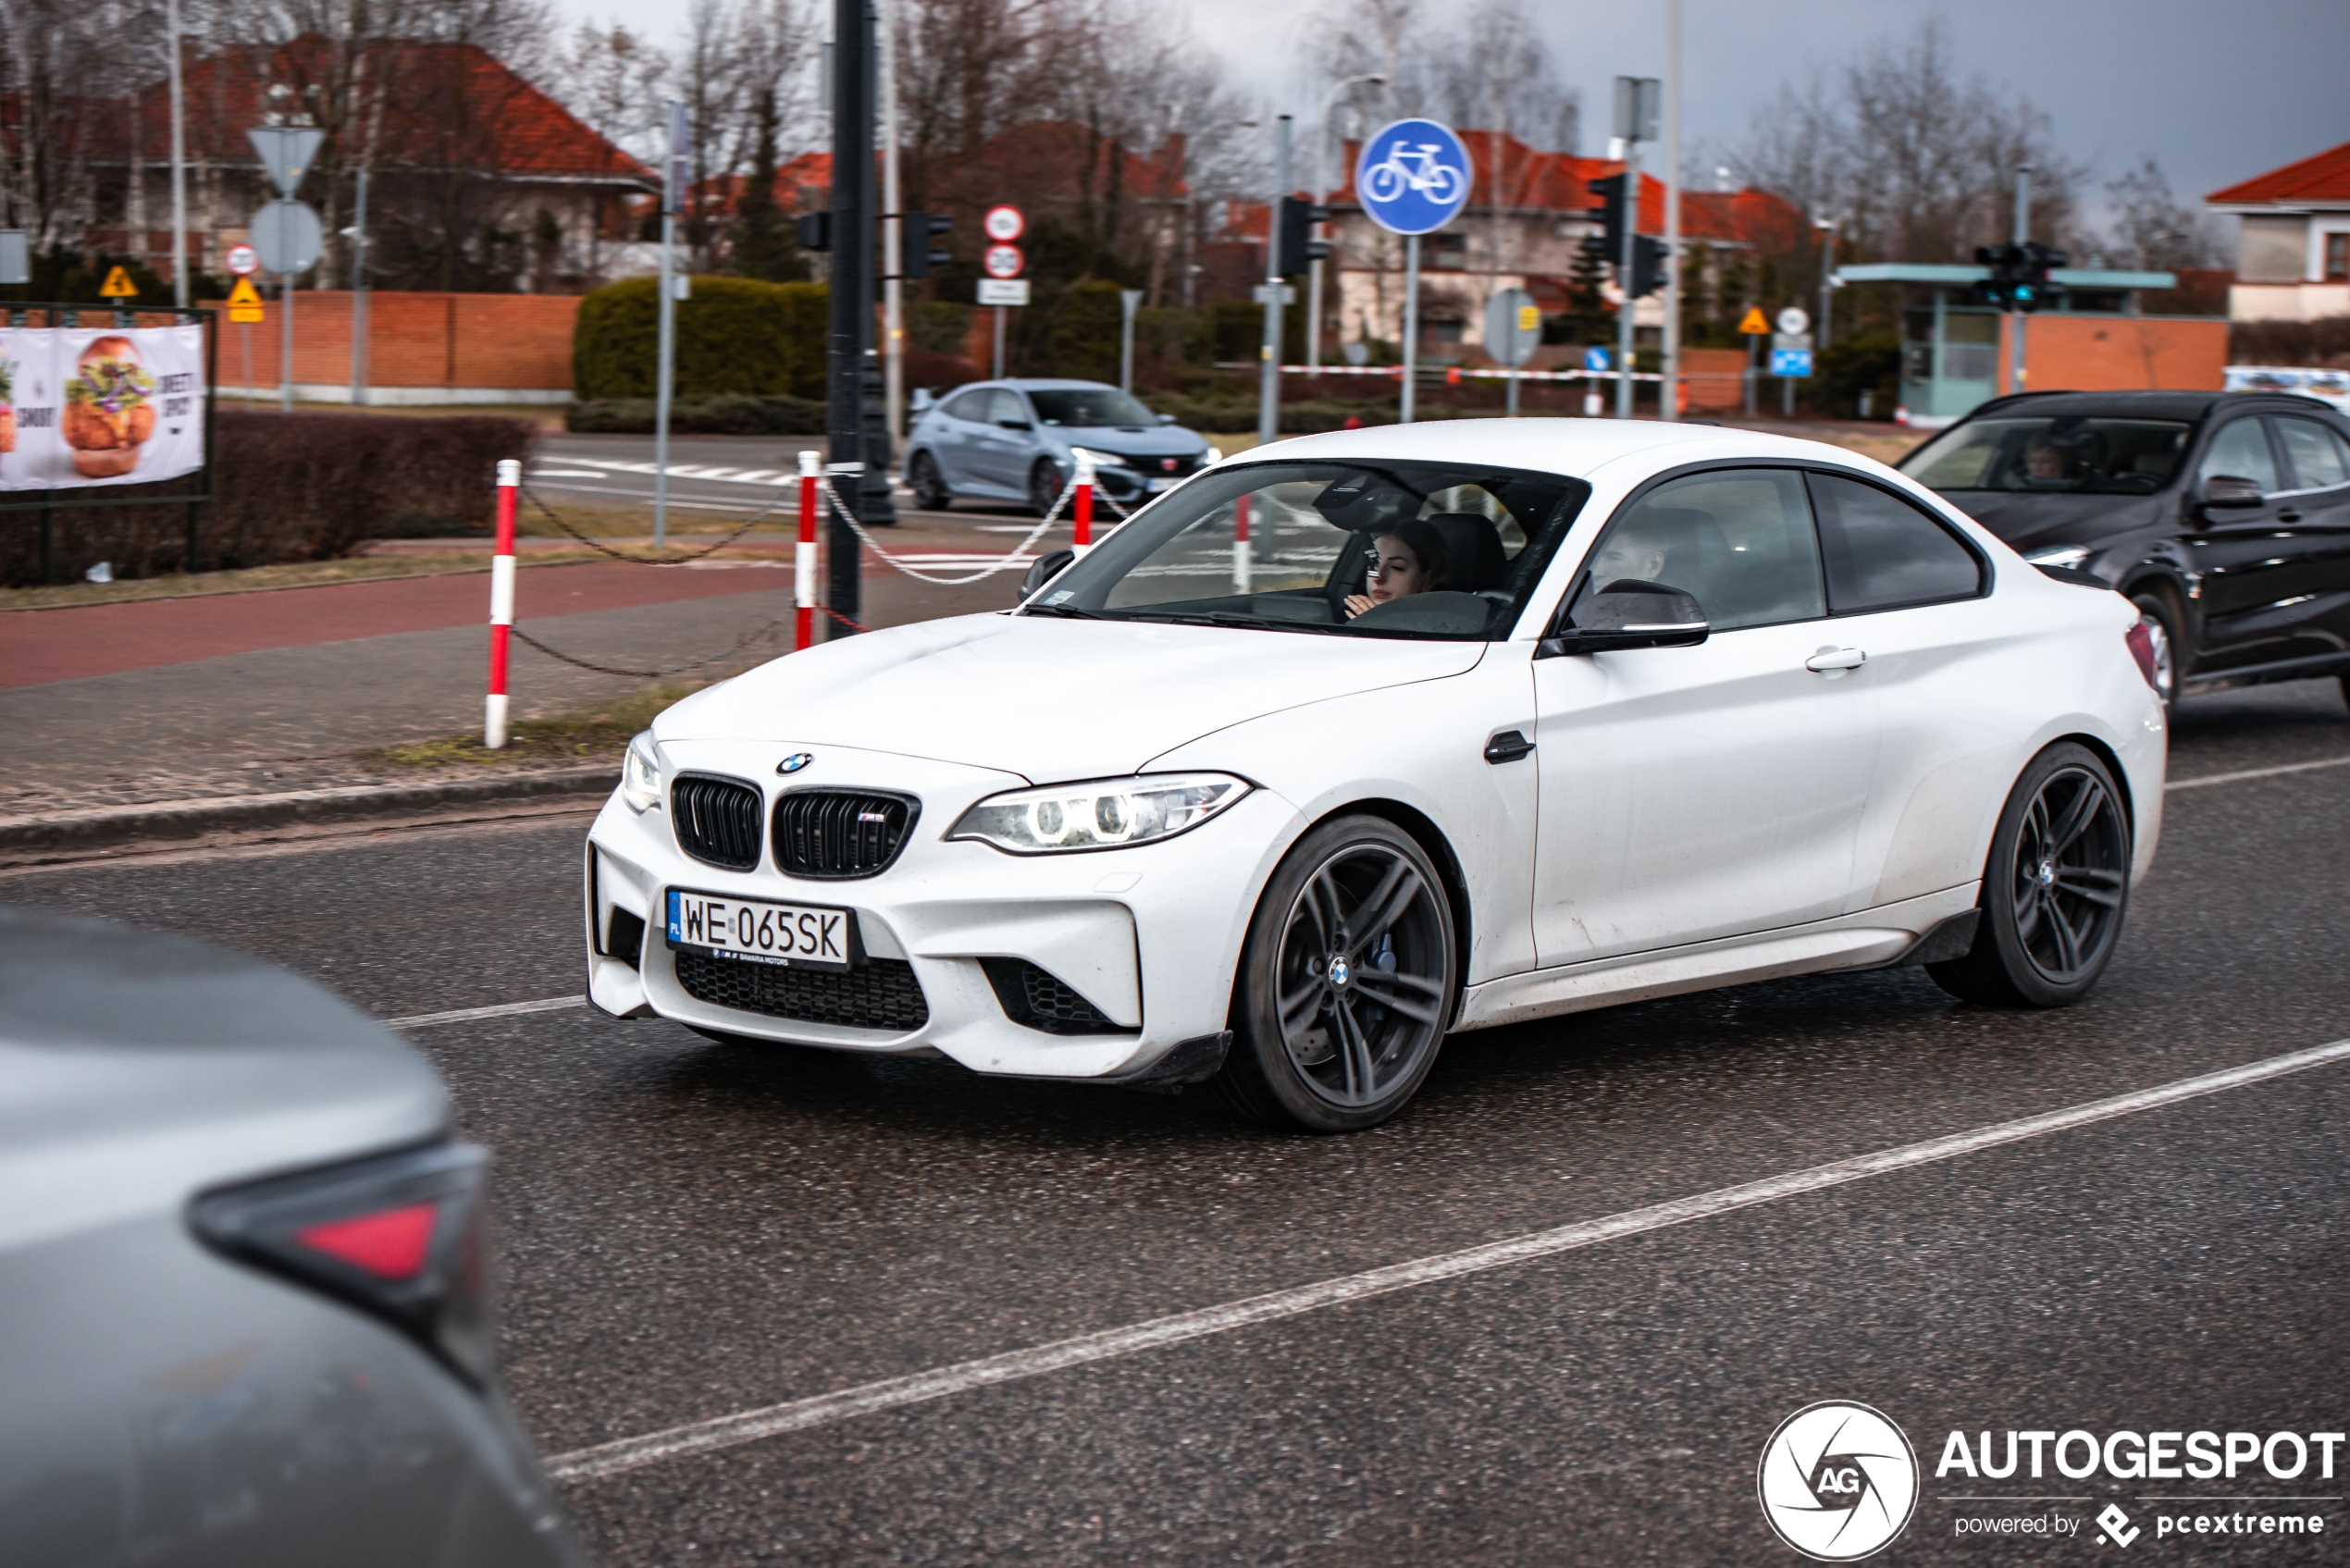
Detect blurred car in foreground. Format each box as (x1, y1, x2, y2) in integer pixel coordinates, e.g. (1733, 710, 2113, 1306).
(0, 907, 587, 1568)
(905, 379, 1215, 514)
(1897, 389, 2350, 711)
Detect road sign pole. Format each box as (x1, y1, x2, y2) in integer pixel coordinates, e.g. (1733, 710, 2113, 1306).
(826, 0, 874, 635)
(1119, 289, 1143, 394)
(653, 99, 686, 552)
(993, 306, 1005, 378)
(279, 273, 294, 414)
(1257, 116, 1292, 450)
(167, 0, 188, 309)
(1401, 233, 1420, 425)
(351, 167, 369, 406)
(2010, 165, 2032, 396)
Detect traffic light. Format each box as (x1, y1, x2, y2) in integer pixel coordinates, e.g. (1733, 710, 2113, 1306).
(796, 211, 831, 253)
(1275, 195, 1331, 277)
(1629, 235, 1668, 299)
(2015, 240, 2068, 314)
(900, 212, 952, 278)
(1973, 242, 2020, 306)
(1587, 172, 1627, 258)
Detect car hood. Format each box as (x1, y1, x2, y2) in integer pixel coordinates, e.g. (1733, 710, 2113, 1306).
(1046, 424, 1206, 455)
(1934, 488, 2168, 552)
(656, 612, 1488, 781)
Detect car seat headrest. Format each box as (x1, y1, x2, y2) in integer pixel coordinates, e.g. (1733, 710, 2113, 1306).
(1421, 512, 1510, 593)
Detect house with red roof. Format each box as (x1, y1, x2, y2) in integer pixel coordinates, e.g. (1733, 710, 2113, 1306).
(2207, 140, 2350, 322)
(80, 37, 651, 292)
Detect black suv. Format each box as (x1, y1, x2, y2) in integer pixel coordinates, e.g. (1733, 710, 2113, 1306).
(1897, 389, 2350, 710)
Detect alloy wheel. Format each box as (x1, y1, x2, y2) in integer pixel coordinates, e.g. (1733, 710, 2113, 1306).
(1272, 841, 1450, 1109)
(2007, 764, 2129, 985)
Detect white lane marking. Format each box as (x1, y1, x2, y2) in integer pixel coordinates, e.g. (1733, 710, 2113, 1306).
(531, 469, 611, 478)
(388, 995, 585, 1030)
(2167, 753, 2350, 792)
(544, 1034, 2350, 1484)
(552, 458, 797, 488)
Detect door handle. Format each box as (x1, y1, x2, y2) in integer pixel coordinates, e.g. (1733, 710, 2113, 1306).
(2277, 510, 2302, 524)
(1483, 729, 1536, 764)
(1804, 648, 1867, 673)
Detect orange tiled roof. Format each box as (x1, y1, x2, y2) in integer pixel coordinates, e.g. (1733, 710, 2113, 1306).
(2208, 140, 2350, 207)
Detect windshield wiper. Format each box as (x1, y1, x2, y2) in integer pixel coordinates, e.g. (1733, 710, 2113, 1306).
(1123, 610, 1348, 635)
(1020, 602, 1106, 619)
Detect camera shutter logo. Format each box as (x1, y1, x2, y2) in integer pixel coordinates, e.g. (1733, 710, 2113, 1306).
(1757, 1401, 1919, 1561)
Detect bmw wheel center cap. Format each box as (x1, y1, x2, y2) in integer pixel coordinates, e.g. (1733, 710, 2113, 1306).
(1328, 955, 1352, 988)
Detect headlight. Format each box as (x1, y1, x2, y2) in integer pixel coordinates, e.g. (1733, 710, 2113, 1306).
(621, 731, 663, 813)
(948, 772, 1249, 854)
(1068, 446, 1125, 473)
(2022, 543, 2094, 569)
(1206, 444, 1223, 463)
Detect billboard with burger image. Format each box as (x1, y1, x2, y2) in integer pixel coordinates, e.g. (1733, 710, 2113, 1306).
(0, 323, 205, 491)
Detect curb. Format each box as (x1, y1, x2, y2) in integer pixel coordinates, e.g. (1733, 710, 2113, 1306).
(0, 765, 617, 858)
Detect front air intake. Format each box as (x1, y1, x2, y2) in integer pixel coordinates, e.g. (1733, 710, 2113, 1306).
(671, 774, 764, 871)
(771, 790, 918, 880)
(980, 957, 1133, 1035)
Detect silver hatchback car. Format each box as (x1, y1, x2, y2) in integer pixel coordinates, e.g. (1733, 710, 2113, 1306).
(0, 907, 588, 1567)
(904, 378, 1215, 514)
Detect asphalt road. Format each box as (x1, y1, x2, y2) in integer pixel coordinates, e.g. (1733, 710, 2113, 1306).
(9, 679, 2350, 1566)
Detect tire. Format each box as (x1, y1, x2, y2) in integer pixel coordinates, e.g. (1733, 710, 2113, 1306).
(1927, 742, 2131, 1007)
(908, 450, 952, 512)
(2129, 588, 2181, 715)
(1030, 458, 1065, 518)
(1214, 814, 1458, 1132)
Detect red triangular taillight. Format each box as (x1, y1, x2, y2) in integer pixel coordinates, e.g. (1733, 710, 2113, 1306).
(298, 1203, 438, 1279)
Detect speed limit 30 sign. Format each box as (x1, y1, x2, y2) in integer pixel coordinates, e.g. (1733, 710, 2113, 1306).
(983, 243, 1025, 279)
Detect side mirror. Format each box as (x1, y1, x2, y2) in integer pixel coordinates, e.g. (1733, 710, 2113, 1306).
(1539, 580, 1710, 657)
(2200, 474, 2264, 511)
(1157, 413, 1179, 425)
(1019, 548, 1076, 601)
(997, 418, 1034, 432)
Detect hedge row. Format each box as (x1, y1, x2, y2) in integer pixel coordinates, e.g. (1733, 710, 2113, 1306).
(567, 393, 827, 436)
(2, 409, 538, 586)
(573, 277, 829, 401)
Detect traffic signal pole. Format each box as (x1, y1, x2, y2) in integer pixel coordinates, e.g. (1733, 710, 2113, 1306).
(2009, 164, 2032, 397)
(825, 0, 875, 634)
(1615, 136, 1640, 421)
(1257, 116, 1292, 450)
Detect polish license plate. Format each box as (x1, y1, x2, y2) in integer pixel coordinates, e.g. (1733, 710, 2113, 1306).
(665, 888, 852, 970)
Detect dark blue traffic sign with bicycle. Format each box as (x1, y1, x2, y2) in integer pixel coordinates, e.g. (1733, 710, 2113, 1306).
(1354, 118, 1473, 236)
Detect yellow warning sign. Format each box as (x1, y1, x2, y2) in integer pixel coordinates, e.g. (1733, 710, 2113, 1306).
(227, 277, 266, 323)
(99, 265, 139, 298)
(1738, 306, 1771, 335)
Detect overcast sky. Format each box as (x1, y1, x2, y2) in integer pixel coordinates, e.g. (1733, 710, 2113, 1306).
(557, 0, 2349, 217)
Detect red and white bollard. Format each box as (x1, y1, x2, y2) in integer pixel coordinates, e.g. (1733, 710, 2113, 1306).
(1232, 492, 1252, 593)
(1071, 450, 1095, 552)
(485, 457, 519, 747)
(796, 450, 821, 650)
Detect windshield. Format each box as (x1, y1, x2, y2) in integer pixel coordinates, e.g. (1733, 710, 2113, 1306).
(1027, 387, 1158, 427)
(1899, 416, 2194, 495)
(1020, 460, 1589, 640)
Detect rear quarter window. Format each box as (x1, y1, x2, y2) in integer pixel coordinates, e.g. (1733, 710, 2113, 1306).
(1808, 473, 1985, 614)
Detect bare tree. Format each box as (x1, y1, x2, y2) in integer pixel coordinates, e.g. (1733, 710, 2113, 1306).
(2100, 156, 2224, 273)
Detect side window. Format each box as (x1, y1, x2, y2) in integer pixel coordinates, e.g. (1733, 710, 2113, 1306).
(1809, 474, 1984, 614)
(988, 389, 1031, 426)
(1577, 468, 1824, 632)
(2275, 417, 2350, 491)
(2197, 418, 2280, 495)
(939, 389, 986, 422)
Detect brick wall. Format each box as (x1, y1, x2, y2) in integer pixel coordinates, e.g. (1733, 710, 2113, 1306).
(213, 290, 581, 399)
(2007, 315, 2228, 393)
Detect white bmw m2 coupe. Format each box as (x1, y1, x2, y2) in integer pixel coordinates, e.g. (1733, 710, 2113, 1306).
(585, 420, 2166, 1130)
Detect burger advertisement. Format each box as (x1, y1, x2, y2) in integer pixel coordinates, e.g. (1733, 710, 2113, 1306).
(0, 324, 205, 491)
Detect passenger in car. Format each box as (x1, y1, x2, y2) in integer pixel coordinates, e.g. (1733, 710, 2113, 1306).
(1343, 518, 1451, 617)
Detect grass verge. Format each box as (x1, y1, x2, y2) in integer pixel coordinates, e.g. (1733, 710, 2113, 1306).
(370, 684, 706, 771)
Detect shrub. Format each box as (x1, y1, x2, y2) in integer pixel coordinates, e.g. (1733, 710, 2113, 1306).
(0, 409, 538, 586)
(566, 393, 827, 435)
(573, 277, 829, 401)
(2230, 315, 2350, 368)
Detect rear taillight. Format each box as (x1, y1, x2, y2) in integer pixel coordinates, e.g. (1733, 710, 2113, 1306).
(2124, 621, 2160, 690)
(190, 1141, 496, 1387)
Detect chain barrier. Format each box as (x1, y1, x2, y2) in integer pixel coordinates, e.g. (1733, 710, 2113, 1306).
(817, 470, 1077, 586)
(508, 613, 796, 681)
(521, 483, 783, 564)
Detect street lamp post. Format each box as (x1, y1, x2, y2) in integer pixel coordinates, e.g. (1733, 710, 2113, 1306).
(1306, 71, 1385, 374)
(1813, 216, 1837, 358)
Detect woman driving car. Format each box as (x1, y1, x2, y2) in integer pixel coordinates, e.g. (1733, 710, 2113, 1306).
(1343, 518, 1451, 618)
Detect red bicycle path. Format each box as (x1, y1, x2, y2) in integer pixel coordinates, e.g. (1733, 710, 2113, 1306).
(2, 560, 803, 689)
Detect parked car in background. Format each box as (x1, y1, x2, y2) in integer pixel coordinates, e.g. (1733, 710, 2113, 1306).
(905, 379, 1216, 515)
(1897, 389, 2350, 711)
(0, 908, 587, 1568)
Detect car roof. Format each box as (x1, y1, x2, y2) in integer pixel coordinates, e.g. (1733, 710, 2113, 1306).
(1001, 378, 1123, 391)
(1956, 389, 2343, 423)
(1230, 416, 1881, 480)
(0, 907, 446, 1243)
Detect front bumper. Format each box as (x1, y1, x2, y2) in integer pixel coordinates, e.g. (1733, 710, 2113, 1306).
(584, 739, 1300, 1080)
